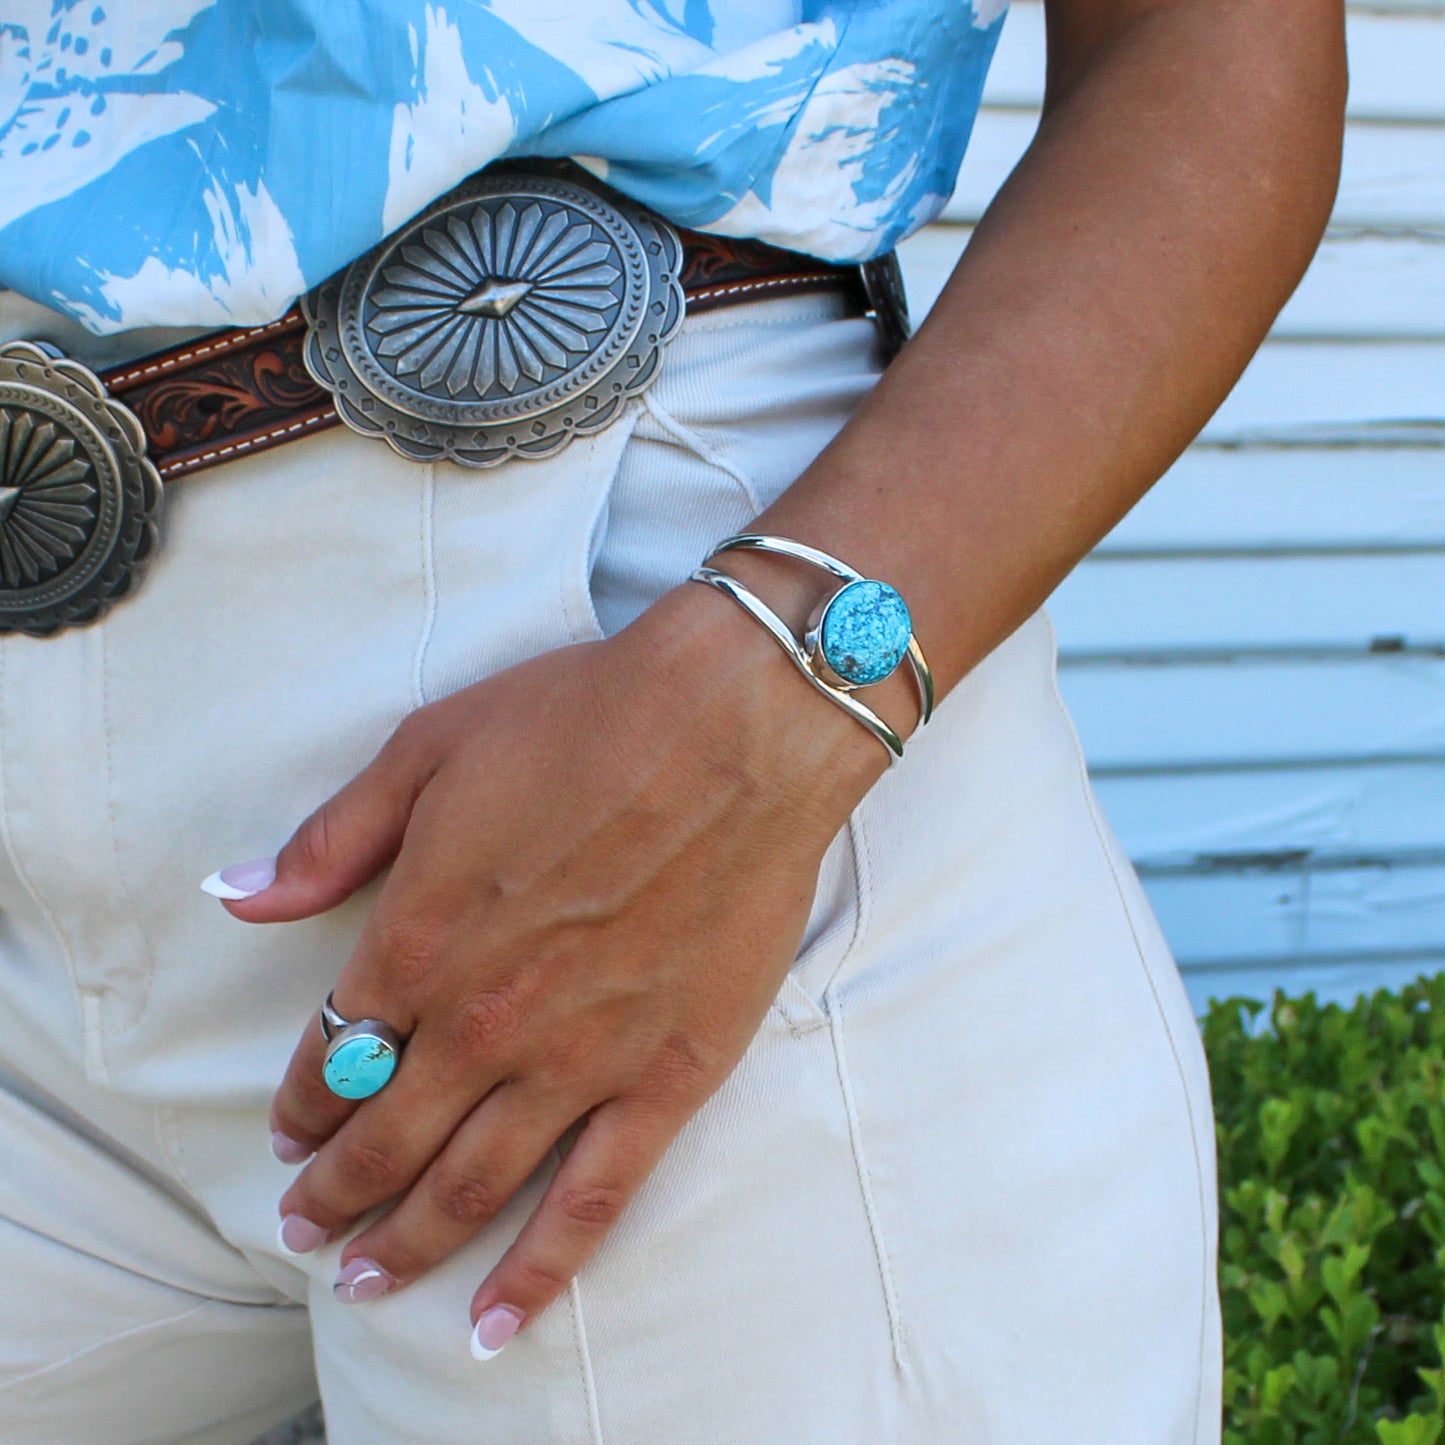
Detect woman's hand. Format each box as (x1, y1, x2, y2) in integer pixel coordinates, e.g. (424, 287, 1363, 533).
(217, 580, 885, 1354)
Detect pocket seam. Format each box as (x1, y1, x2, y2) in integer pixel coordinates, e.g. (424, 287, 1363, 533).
(768, 811, 871, 1033)
(640, 390, 764, 515)
(0, 647, 89, 1072)
(567, 408, 644, 645)
(565, 1239, 607, 1444)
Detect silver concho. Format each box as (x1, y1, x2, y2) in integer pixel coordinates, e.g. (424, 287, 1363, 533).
(0, 342, 161, 637)
(302, 172, 686, 467)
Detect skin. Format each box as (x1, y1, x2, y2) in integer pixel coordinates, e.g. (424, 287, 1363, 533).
(225, 0, 1347, 1348)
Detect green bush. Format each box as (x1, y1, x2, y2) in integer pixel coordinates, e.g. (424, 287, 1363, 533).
(1207, 976, 1445, 1444)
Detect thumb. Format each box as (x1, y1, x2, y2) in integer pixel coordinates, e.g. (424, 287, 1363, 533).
(201, 724, 435, 923)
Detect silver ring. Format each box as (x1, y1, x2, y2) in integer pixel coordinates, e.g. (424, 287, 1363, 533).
(318, 991, 405, 1100)
(318, 993, 350, 1043)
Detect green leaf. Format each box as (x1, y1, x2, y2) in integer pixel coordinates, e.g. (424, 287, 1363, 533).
(1261, 1363, 1298, 1412)
(1249, 1279, 1290, 1333)
(1377, 1417, 1443, 1445)
(1323, 1244, 1371, 1309)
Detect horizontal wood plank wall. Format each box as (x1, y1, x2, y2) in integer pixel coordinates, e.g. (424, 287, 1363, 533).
(896, 1, 1445, 1012)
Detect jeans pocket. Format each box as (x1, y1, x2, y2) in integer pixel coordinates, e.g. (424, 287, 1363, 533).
(574, 301, 879, 1031)
(581, 299, 881, 642)
(771, 819, 864, 1034)
(580, 403, 758, 642)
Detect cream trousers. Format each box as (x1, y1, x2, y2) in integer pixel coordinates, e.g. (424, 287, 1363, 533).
(0, 293, 1221, 1444)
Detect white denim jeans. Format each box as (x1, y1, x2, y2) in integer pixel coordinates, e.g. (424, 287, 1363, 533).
(0, 292, 1221, 1444)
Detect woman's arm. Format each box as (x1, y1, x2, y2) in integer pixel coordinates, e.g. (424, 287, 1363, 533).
(242, 0, 1345, 1348)
(725, 0, 1346, 718)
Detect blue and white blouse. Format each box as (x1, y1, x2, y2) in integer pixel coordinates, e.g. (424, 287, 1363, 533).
(0, 2, 1006, 335)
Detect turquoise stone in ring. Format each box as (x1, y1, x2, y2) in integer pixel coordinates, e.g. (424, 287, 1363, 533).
(817, 579, 913, 687)
(323, 1034, 399, 1099)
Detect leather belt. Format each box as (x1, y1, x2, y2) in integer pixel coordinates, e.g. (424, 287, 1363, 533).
(97, 231, 870, 486)
(0, 164, 907, 637)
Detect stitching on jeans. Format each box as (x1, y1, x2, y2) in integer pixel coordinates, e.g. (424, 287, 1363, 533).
(774, 978, 828, 1037)
(640, 391, 763, 515)
(0, 648, 87, 1060)
(820, 808, 907, 1371)
(152, 1105, 202, 1197)
(554, 1135, 605, 1445)
(1039, 609, 1213, 1441)
(0, 1213, 303, 1392)
(0, 1298, 218, 1393)
(100, 626, 159, 1045)
(567, 1275, 606, 1445)
(411, 464, 438, 710)
(563, 408, 641, 646)
(0, 1269, 302, 1394)
(771, 809, 870, 1034)
(829, 988, 908, 1375)
(822, 813, 871, 1000)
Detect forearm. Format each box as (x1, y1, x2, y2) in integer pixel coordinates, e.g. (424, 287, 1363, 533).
(716, 0, 1345, 730)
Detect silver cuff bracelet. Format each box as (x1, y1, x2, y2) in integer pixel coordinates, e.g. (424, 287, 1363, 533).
(690, 533, 935, 762)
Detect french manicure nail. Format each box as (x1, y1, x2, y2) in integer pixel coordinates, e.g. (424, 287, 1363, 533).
(470, 1305, 524, 1361)
(277, 1213, 330, 1256)
(333, 1257, 396, 1303)
(271, 1131, 313, 1165)
(200, 857, 277, 901)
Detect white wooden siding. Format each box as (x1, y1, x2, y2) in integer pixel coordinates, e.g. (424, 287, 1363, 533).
(897, 1, 1445, 1011)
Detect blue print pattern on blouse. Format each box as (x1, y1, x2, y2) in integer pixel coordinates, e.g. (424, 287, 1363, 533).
(0, 1, 1006, 334)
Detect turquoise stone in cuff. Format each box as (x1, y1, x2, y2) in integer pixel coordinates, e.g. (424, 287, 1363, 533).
(323, 1034, 398, 1099)
(818, 579, 912, 686)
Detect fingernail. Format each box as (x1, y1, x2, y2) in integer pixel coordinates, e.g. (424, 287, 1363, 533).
(333, 1257, 396, 1303)
(277, 1214, 330, 1256)
(271, 1131, 313, 1165)
(201, 857, 277, 900)
(470, 1305, 524, 1361)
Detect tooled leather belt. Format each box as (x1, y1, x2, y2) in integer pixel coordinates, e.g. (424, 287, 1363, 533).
(0, 165, 909, 637)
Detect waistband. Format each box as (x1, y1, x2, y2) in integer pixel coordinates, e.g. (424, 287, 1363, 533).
(94, 228, 871, 487)
(0, 162, 909, 638)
